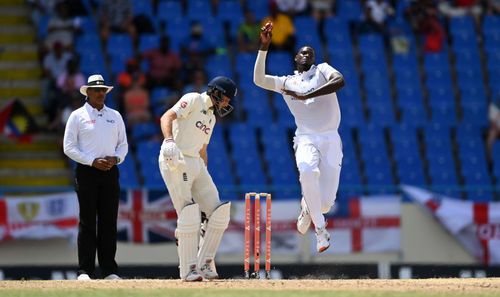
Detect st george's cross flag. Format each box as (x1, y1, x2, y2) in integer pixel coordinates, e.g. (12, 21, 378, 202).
(318, 195, 401, 254)
(218, 195, 401, 255)
(401, 185, 500, 265)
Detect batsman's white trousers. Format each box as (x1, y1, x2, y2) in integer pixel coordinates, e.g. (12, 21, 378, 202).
(294, 130, 343, 229)
(159, 155, 220, 217)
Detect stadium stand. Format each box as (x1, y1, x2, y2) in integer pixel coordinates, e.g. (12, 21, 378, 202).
(4, 0, 498, 203)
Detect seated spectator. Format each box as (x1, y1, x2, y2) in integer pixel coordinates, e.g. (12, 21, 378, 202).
(357, 0, 395, 36)
(261, 2, 296, 54)
(417, 6, 446, 53)
(58, 58, 85, 128)
(486, 0, 500, 14)
(123, 78, 152, 127)
(237, 10, 261, 53)
(487, 97, 500, 159)
(438, 0, 483, 24)
(115, 58, 147, 114)
(310, 0, 336, 20)
(142, 36, 182, 89)
(44, 1, 80, 52)
(405, 0, 436, 30)
(275, 0, 308, 16)
(179, 21, 216, 80)
(42, 41, 74, 128)
(98, 0, 137, 44)
(117, 58, 147, 90)
(182, 70, 207, 94)
(48, 58, 85, 132)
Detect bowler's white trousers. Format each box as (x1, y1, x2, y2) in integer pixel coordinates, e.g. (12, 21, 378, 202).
(159, 154, 220, 217)
(294, 130, 343, 229)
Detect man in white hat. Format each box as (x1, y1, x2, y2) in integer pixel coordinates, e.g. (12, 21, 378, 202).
(63, 74, 128, 280)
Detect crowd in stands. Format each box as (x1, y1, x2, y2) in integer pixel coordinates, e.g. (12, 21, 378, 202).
(29, 0, 500, 201)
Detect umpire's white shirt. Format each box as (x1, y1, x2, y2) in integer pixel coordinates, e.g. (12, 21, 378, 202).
(63, 102, 128, 166)
(254, 50, 341, 136)
(170, 92, 215, 157)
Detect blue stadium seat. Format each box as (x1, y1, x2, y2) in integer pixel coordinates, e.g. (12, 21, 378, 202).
(133, 0, 154, 18)
(138, 34, 160, 53)
(423, 52, 450, 71)
(429, 101, 457, 126)
(266, 52, 294, 76)
(368, 105, 396, 126)
(119, 156, 140, 188)
(205, 54, 233, 78)
(482, 15, 500, 36)
(396, 155, 427, 185)
(449, 15, 475, 36)
(106, 34, 133, 57)
(156, 0, 183, 22)
(217, 0, 243, 22)
(246, 0, 269, 20)
(187, 0, 211, 20)
(337, 0, 362, 21)
(131, 122, 160, 142)
(358, 34, 385, 53)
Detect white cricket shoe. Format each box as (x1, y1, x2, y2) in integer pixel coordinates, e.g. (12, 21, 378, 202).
(104, 274, 121, 280)
(184, 266, 203, 282)
(315, 225, 331, 253)
(199, 262, 219, 280)
(296, 199, 312, 235)
(77, 273, 91, 281)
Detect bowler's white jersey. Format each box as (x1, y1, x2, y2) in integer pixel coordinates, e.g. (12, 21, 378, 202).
(254, 51, 342, 135)
(171, 92, 215, 157)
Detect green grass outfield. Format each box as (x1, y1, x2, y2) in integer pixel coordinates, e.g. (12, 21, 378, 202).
(0, 279, 499, 297)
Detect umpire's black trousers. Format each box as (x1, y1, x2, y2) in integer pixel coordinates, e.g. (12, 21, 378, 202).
(75, 163, 120, 277)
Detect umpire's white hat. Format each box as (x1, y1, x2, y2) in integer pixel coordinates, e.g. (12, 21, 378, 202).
(79, 74, 113, 96)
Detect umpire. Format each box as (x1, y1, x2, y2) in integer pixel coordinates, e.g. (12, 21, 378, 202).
(63, 74, 128, 280)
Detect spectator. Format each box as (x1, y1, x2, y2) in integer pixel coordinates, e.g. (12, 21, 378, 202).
(310, 0, 335, 20)
(237, 10, 261, 53)
(44, 1, 80, 52)
(357, 0, 395, 36)
(142, 36, 182, 89)
(275, 0, 308, 16)
(261, 2, 296, 54)
(123, 77, 152, 127)
(48, 58, 85, 132)
(486, 0, 500, 14)
(42, 41, 74, 128)
(117, 58, 147, 90)
(182, 70, 207, 94)
(417, 6, 446, 53)
(438, 0, 483, 18)
(98, 0, 137, 44)
(179, 21, 216, 80)
(487, 97, 500, 159)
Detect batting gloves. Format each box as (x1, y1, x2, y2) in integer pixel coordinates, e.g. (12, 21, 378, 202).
(162, 138, 181, 169)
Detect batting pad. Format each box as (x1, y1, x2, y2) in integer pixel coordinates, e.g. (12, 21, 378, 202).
(177, 203, 201, 279)
(197, 202, 231, 270)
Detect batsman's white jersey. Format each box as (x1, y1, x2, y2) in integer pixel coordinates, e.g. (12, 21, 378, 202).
(158, 92, 220, 217)
(254, 50, 343, 229)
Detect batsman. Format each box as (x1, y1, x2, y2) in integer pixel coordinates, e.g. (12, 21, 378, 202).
(158, 76, 237, 281)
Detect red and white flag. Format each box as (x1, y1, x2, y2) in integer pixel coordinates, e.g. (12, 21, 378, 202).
(219, 195, 401, 255)
(318, 195, 401, 254)
(0, 192, 78, 242)
(401, 185, 500, 265)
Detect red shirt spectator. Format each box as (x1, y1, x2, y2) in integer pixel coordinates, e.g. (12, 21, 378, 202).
(142, 36, 182, 88)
